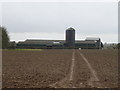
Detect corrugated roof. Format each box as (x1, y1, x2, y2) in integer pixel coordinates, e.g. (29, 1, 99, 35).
(18, 39, 65, 45)
(25, 39, 65, 42)
(85, 37, 100, 41)
(75, 40, 96, 44)
(17, 39, 100, 45)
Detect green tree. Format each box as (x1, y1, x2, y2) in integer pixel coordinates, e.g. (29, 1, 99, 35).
(9, 41, 16, 49)
(0, 26, 10, 49)
(117, 43, 120, 49)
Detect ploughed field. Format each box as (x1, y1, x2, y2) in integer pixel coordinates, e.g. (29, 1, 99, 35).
(2, 49, 118, 88)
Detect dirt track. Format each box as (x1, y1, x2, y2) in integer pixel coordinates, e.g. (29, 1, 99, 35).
(2, 49, 118, 88)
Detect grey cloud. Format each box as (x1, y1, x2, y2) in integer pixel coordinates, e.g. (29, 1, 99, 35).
(2, 2, 118, 35)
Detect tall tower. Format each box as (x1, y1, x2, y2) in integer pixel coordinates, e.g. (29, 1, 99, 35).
(66, 27, 75, 48)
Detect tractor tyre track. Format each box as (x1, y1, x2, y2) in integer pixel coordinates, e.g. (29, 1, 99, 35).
(49, 50, 76, 88)
(78, 50, 102, 88)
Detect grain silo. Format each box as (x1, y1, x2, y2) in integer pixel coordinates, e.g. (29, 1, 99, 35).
(65, 27, 75, 48)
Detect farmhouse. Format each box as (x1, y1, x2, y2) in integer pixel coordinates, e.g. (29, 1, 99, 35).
(16, 27, 103, 49)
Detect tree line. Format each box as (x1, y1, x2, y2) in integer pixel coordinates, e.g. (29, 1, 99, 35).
(0, 26, 16, 49)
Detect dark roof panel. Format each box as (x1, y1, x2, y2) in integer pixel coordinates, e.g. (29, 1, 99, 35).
(18, 39, 65, 45)
(75, 40, 96, 44)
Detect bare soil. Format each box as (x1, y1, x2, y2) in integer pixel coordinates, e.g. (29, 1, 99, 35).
(81, 49, 118, 88)
(2, 49, 118, 88)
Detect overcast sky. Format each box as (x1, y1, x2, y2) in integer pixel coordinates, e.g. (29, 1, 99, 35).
(1, 2, 118, 43)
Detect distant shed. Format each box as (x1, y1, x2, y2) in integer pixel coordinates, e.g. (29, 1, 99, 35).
(75, 37, 102, 49)
(16, 39, 65, 49)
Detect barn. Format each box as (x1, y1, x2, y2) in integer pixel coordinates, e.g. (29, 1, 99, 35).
(75, 38, 102, 49)
(16, 39, 65, 49)
(16, 27, 103, 49)
(16, 38, 103, 49)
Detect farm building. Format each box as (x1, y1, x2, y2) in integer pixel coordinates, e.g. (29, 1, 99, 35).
(75, 38, 102, 49)
(16, 27, 103, 49)
(16, 40, 65, 49)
